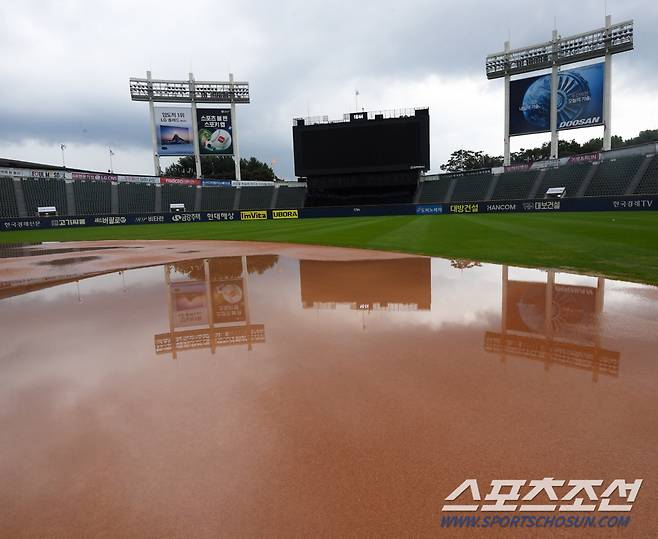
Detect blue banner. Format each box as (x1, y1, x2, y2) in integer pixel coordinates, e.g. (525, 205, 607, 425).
(202, 179, 232, 187)
(509, 63, 604, 136)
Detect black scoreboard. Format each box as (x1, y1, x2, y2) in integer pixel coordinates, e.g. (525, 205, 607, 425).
(292, 109, 429, 177)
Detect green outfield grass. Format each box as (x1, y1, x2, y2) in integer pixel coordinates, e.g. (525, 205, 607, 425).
(1, 212, 657, 284)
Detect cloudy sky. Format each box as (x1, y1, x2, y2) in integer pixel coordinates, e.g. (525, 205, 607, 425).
(1, 0, 656, 179)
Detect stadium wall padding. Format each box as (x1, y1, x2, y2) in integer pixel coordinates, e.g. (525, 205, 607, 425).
(1, 195, 657, 232)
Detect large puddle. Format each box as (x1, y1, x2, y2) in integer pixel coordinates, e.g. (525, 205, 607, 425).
(1, 242, 657, 537)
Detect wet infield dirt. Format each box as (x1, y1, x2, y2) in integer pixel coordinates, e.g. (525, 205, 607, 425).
(1, 241, 657, 537)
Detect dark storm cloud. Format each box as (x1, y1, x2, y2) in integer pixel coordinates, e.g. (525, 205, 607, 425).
(0, 0, 656, 176)
(0, 108, 151, 149)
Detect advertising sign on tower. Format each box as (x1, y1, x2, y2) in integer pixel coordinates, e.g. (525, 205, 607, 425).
(197, 108, 233, 155)
(509, 63, 604, 136)
(155, 107, 194, 155)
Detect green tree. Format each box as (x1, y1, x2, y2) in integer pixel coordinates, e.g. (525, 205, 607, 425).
(440, 149, 503, 172)
(164, 155, 275, 180)
(441, 128, 656, 170)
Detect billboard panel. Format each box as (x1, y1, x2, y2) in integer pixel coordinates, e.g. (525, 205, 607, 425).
(509, 63, 604, 136)
(212, 279, 245, 323)
(197, 108, 233, 155)
(156, 107, 194, 155)
(506, 280, 597, 340)
(171, 281, 208, 328)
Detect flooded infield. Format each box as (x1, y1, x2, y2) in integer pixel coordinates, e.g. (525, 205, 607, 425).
(1, 241, 657, 537)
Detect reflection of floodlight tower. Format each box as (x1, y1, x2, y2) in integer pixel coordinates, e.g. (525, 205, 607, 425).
(156, 257, 265, 359)
(129, 72, 251, 180)
(486, 16, 633, 165)
(487, 266, 618, 382)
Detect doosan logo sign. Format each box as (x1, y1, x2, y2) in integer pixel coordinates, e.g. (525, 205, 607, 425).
(560, 116, 601, 128)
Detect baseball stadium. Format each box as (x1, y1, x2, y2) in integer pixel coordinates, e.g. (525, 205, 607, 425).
(1, 4, 657, 538)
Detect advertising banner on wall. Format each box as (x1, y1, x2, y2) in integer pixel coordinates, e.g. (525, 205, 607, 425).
(155, 107, 194, 155)
(0, 168, 70, 179)
(71, 172, 117, 181)
(117, 175, 161, 184)
(160, 177, 201, 186)
(202, 179, 232, 187)
(197, 108, 233, 155)
(509, 63, 604, 136)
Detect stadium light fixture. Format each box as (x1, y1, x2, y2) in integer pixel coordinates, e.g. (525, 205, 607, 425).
(129, 78, 250, 103)
(485, 20, 633, 79)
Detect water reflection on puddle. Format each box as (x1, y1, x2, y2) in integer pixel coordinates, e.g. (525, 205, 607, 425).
(1, 251, 657, 536)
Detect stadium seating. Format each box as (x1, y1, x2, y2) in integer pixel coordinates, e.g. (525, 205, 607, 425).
(238, 186, 274, 209)
(534, 163, 591, 198)
(633, 157, 658, 195)
(417, 179, 451, 203)
(0, 177, 19, 218)
(161, 184, 197, 211)
(21, 178, 68, 216)
(275, 186, 306, 208)
(73, 181, 112, 215)
(118, 183, 157, 213)
(585, 155, 645, 197)
(200, 186, 237, 211)
(450, 174, 493, 202)
(491, 171, 538, 200)
(5, 152, 658, 224)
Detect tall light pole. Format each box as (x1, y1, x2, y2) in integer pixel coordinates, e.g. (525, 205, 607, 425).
(108, 147, 115, 173)
(60, 144, 67, 168)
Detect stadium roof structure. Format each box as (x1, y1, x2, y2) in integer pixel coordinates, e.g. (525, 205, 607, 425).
(0, 157, 94, 174)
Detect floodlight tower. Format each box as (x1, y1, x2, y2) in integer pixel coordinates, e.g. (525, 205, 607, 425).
(129, 73, 250, 179)
(486, 16, 633, 165)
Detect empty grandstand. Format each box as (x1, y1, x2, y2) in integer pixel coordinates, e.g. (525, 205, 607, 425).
(118, 183, 157, 214)
(634, 156, 658, 195)
(417, 178, 451, 203)
(161, 184, 197, 212)
(73, 181, 112, 215)
(274, 186, 306, 208)
(491, 170, 538, 200)
(238, 186, 274, 210)
(201, 186, 237, 211)
(534, 163, 592, 198)
(450, 173, 493, 202)
(21, 178, 68, 216)
(585, 155, 645, 197)
(0, 177, 19, 218)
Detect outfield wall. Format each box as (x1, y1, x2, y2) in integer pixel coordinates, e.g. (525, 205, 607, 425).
(1, 195, 656, 232)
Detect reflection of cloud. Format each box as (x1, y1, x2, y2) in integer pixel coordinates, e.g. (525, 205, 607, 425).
(2, 251, 658, 535)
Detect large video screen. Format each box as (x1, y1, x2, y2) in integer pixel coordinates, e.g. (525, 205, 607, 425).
(509, 63, 604, 136)
(293, 111, 430, 176)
